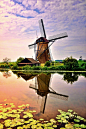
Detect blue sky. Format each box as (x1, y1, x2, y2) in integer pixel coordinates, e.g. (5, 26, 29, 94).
(0, 0, 86, 61)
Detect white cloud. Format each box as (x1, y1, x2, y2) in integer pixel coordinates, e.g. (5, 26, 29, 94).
(20, 10, 38, 17)
(0, 0, 86, 61)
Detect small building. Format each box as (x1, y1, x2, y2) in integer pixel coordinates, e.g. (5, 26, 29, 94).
(18, 58, 40, 67)
(55, 60, 63, 63)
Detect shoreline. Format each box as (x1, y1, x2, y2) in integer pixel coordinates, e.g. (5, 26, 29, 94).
(0, 68, 86, 73)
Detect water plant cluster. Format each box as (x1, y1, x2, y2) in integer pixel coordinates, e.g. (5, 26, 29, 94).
(0, 102, 86, 129)
(56, 109, 86, 129)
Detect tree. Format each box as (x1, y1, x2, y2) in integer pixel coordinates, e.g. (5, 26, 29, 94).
(16, 57, 24, 64)
(51, 61, 54, 66)
(63, 56, 79, 70)
(3, 57, 11, 64)
(44, 61, 50, 67)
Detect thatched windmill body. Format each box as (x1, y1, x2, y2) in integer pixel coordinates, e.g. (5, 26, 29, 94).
(28, 19, 68, 64)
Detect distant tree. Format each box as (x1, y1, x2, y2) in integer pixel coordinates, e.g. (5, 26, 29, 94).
(3, 57, 11, 64)
(44, 61, 50, 67)
(16, 57, 24, 64)
(63, 56, 79, 70)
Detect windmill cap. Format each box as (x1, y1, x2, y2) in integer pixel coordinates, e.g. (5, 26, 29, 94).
(36, 37, 49, 43)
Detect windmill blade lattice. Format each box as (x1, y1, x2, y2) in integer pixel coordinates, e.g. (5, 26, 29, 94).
(39, 19, 46, 38)
(48, 32, 68, 42)
(28, 19, 68, 63)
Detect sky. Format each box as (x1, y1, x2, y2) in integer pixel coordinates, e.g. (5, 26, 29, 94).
(0, 0, 86, 62)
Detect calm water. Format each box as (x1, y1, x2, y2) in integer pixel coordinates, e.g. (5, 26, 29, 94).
(0, 71, 86, 120)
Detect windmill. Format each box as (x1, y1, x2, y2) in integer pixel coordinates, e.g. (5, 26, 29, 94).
(28, 19, 68, 63)
(29, 73, 69, 113)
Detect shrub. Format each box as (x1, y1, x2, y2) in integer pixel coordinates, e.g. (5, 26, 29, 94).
(44, 61, 50, 67)
(11, 64, 18, 70)
(63, 57, 79, 70)
(0, 64, 5, 68)
(0, 63, 9, 68)
(16, 57, 24, 64)
(42, 66, 47, 70)
(57, 66, 66, 70)
(31, 66, 41, 70)
(47, 66, 56, 70)
(51, 61, 54, 66)
(22, 65, 31, 70)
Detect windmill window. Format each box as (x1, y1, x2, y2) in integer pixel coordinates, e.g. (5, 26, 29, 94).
(40, 39, 43, 42)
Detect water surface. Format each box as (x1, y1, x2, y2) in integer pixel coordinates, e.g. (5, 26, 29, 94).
(0, 71, 86, 120)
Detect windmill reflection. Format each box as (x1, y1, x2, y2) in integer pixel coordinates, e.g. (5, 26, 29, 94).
(29, 73, 69, 114)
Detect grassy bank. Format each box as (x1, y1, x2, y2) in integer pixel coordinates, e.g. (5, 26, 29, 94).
(0, 59, 86, 71)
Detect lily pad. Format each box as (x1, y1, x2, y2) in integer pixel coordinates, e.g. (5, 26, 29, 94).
(53, 124, 57, 128)
(74, 119, 80, 123)
(58, 120, 63, 123)
(68, 109, 73, 112)
(79, 124, 86, 128)
(39, 118, 44, 121)
(65, 123, 73, 129)
(74, 124, 80, 128)
(50, 119, 56, 123)
(0, 123, 3, 129)
(17, 127, 23, 129)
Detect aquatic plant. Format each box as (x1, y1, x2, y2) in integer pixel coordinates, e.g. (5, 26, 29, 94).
(0, 102, 86, 129)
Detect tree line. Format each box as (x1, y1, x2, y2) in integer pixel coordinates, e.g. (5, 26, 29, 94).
(0, 56, 86, 71)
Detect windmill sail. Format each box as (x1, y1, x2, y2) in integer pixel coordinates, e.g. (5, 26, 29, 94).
(39, 19, 46, 38)
(28, 42, 36, 49)
(48, 32, 68, 42)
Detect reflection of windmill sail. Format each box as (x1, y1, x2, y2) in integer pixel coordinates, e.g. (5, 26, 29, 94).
(49, 91, 68, 101)
(29, 73, 69, 114)
(40, 96, 47, 113)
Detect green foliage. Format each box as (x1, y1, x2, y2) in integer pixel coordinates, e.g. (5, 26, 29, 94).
(57, 66, 66, 70)
(11, 63, 19, 70)
(0, 56, 86, 71)
(31, 66, 41, 70)
(63, 72, 79, 84)
(42, 66, 47, 70)
(44, 61, 50, 67)
(63, 56, 79, 70)
(51, 61, 54, 66)
(47, 66, 56, 70)
(0, 63, 9, 68)
(22, 65, 42, 70)
(22, 65, 31, 70)
(79, 62, 86, 70)
(16, 57, 24, 64)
